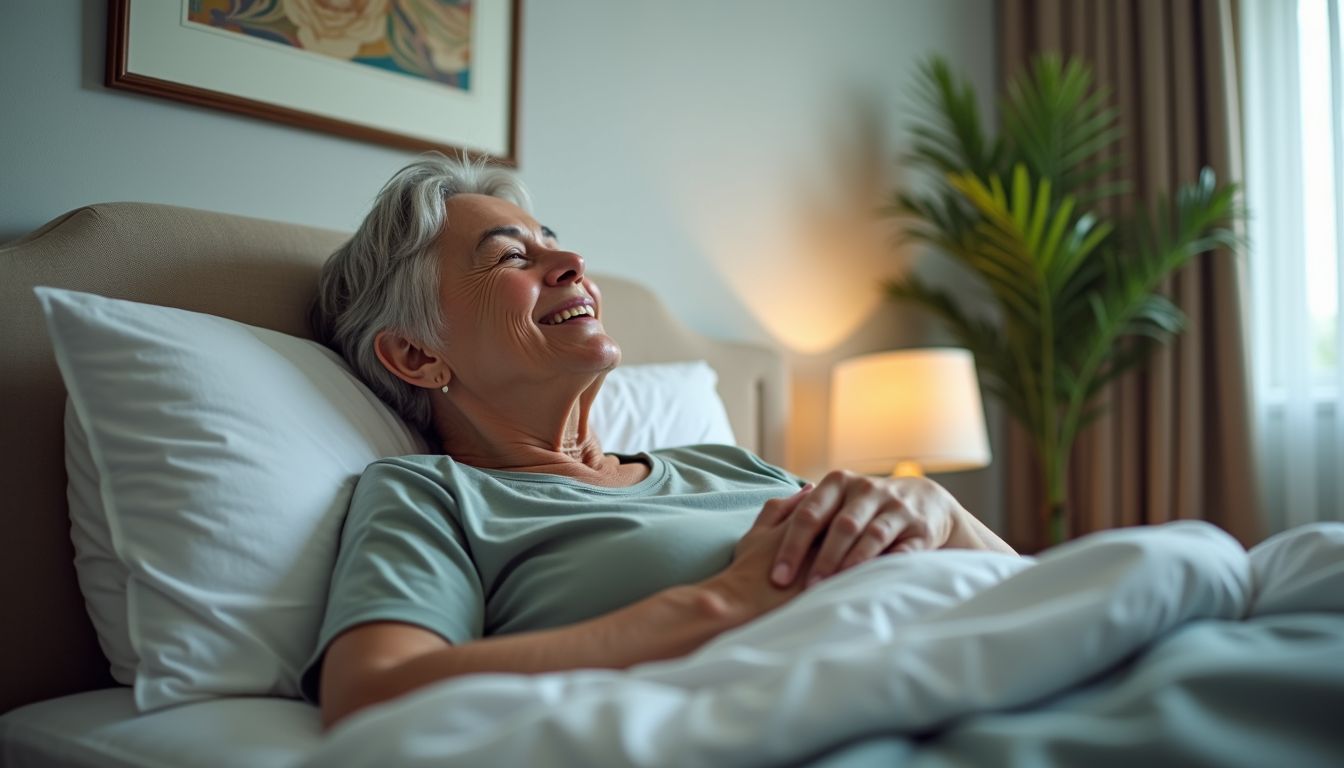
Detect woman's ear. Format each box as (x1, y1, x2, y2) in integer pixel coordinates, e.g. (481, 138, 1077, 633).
(373, 330, 451, 390)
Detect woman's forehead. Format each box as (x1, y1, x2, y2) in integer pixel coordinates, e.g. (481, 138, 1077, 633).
(444, 194, 535, 235)
(440, 194, 539, 258)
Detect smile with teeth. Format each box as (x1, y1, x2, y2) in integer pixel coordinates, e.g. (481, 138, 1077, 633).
(539, 304, 596, 325)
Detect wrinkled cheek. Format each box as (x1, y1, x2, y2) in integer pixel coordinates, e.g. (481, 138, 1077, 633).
(510, 318, 551, 364)
(453, 275, 507, 330)
(505, 316, 537, 343)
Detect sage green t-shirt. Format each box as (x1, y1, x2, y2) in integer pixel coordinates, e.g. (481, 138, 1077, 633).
(300, 444, 802, 702)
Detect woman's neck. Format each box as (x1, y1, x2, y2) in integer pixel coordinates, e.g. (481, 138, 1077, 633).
(431, 374, 650, 487)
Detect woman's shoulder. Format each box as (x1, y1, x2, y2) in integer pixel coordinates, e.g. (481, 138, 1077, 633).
(362, 452, 451, 478)
(651, 444, 803, 486)
(355, 453, 481, 496)
(347, 454, 505, 526)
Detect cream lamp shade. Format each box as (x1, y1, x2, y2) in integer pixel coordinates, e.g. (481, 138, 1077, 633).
(829, 348, 991, 476)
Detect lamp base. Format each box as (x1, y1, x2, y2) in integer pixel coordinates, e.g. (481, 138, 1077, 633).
(891, 461, 925, 478)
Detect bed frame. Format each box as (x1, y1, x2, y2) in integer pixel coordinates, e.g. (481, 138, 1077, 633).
(0, 202, 788, 713)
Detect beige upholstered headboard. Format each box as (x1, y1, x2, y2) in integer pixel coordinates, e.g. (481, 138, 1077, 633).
(0, 202, 788, 713)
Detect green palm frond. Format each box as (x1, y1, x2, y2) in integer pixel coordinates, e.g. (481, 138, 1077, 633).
(1055, 171, 1240, 450)
(946, 164, 1112, 334)
(906, 58, 1005, 182)
(999, 54, 1124, 203)
(887, 190, 977, 250)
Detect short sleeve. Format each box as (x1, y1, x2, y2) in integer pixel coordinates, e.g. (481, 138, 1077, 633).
(299, 459, 483, 703)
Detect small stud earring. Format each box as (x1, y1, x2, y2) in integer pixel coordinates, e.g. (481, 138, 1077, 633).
(440, 384, 449, 394)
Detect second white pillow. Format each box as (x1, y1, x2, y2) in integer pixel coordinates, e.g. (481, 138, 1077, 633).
(591, 361, 737, 454)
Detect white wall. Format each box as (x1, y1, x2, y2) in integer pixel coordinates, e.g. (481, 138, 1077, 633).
(0, 0, 1002, 527)
(0, 2, 416, 242)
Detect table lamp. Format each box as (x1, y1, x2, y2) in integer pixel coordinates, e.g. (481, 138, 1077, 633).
(829, 348, 991, 477)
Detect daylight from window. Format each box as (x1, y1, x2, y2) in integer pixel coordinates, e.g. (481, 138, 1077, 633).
(1299, 0, 1341, 379)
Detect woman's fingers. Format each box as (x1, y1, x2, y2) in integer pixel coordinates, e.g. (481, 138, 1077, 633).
(837, 507, 932, 572)
(827, 505, 924, 575)
(804, 491, 887, 586)
(770, 473, 846, 586)
(753, 483, 814, 529)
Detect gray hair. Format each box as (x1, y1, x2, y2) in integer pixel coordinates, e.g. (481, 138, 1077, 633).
(313, 153, 532, 433)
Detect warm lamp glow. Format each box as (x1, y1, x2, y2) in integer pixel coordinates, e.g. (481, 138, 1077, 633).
(830, 348, 991, 475)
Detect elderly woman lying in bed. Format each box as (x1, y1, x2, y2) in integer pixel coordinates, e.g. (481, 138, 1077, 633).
(302, 156, 1016, 728)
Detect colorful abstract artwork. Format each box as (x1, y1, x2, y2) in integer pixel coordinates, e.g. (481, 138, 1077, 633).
(186, 0, 473, 90)
(109, 0, 515, 160)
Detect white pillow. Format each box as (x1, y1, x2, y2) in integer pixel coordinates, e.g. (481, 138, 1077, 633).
(64, 399, 136, 685)
(43, 288, 738, 711)
(590, 361, 737, 454)
(39, 288, 427, 712)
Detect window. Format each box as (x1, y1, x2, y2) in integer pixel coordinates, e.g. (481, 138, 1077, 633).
(1243, 0, 1344, 526)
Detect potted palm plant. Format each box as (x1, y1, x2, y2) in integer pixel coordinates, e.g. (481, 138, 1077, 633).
(885, 54, 1241, 545)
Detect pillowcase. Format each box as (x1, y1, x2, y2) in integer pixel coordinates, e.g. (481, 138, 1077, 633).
(45, 288, 739, 712)
(40, 287, 427, 712)
(64, 399, 136, 685)
(590, 361, 737, 453)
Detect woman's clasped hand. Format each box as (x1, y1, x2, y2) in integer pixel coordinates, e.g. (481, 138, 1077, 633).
(768, 472, 969, 589)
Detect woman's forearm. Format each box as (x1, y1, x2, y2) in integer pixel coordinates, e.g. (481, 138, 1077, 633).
(415, 585, 734, 673)
(947, 508, 1018, 555)
(322, 581, 748, 728)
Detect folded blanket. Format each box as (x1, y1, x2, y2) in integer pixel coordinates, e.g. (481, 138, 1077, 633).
(301, 521, 1344, 768)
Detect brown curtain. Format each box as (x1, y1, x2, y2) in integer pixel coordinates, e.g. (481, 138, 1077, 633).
(998, 0, 1261, 551)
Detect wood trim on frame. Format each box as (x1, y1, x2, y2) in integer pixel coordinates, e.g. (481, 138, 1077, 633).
(105, 0, 520, 165)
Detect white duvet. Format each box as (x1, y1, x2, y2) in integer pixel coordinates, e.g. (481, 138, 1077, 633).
(301, 521, 1344, 767)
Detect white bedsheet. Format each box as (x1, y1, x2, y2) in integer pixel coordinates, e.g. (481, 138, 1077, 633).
(4, 521, 1341, 768)
(300, 521, 1344, 768)
(0, 689, 319, 768)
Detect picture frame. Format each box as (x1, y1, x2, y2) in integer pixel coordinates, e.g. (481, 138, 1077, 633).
(106, 0, 521, 165)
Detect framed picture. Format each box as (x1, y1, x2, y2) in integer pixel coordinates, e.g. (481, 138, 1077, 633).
(106, 0, 520, 164)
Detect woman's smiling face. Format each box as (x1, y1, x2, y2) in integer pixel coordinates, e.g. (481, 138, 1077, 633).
(432, 193, 621, 394)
